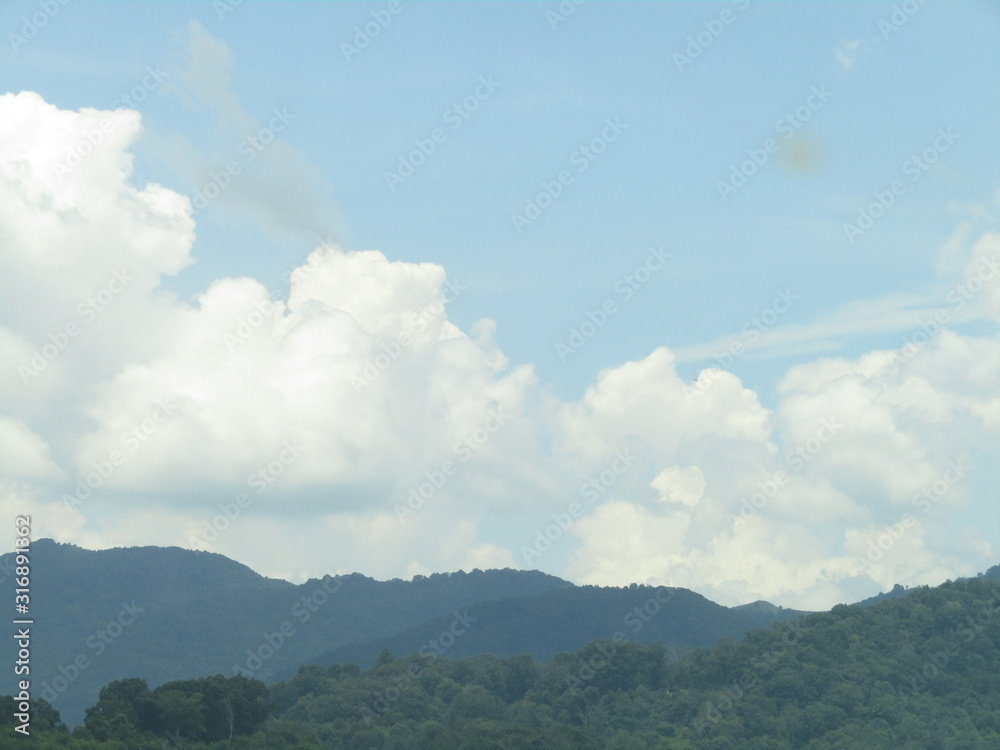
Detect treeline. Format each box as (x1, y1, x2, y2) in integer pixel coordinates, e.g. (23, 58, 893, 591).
(6, 576, 1000, 749)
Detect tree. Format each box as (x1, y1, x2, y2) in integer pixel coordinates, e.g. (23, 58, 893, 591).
(150, 688, 207, 741)
(374, 647, 396, 669)
(83, 677, 155, 740)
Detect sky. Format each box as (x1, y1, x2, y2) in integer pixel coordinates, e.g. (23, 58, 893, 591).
(1, 0, 999, 610)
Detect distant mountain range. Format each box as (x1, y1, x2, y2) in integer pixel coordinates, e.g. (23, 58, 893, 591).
(1, 539, 567, 725)
(0, 540, 796, 726)
(298, 586, 800, 675)
(7, 539, 992, 727)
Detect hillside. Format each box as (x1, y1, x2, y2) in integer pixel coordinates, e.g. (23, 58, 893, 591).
(0, 539, 571, 725)
(0, 540, 799, 728)
(268, 574, 1000, 749)
(10, 573, 1000, 748)
(300, 584, 802, 672)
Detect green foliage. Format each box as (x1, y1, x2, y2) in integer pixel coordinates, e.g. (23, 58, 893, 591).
(0, 696, 67, 735)
(0, 539, 574, 726)
(313, 584, 803, 670)
(80, 674, 270, 744)
(9, 572, 1000, 749)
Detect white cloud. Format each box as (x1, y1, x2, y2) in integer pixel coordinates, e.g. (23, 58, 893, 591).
(0, 417, 64, 481)
(651, 465, 706, 508)
(2, 83, 998, 610)
(155, 22, 345, 241)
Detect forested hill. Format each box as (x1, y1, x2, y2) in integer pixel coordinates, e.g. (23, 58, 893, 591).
(0, 539, 571, 725)
(268, 575, 1000, 749)
(299, 584, 801, 672)
(0, 540, 797, 727)
(839, 564, 1000, 609)
(9, 573, 1000, 749)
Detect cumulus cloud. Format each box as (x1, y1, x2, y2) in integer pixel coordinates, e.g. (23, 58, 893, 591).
(565, 274, 1000, 606)
(0, 417, 64, 481)
(1, 77, 998, 609)
(0, 85, 563, 586)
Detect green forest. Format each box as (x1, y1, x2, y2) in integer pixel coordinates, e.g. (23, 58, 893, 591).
(0, 540, 801, 726)
(5, 575, 1000, 749)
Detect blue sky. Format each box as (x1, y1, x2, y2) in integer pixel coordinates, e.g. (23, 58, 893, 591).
(2, 1, 999, 608)
(8, 0, 997, 400)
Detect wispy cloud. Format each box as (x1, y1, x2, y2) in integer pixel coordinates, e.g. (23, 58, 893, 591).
(156, 22, 346, 242)
(673, 292, 952, 365)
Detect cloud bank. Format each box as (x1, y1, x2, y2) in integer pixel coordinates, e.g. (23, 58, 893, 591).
(2, 77, 999, 610)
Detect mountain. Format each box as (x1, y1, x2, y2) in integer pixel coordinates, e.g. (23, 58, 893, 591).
(0, 539, 570, 726)
(979, 563, 1000, 581)
(264, 573, 1000, 749)
(851, 565, 1000, 609)
(0, 540, 800, 728)
(853, 582, 912, 607)
(299, 585, 803, 672)
(19, 571, 1000, 749)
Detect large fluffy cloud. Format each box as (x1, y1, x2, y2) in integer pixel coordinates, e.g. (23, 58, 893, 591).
(1, 85, 998, 609)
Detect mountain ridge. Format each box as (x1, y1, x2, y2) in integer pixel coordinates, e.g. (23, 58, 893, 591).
(1, 539, 571, 725)
(8, 539, 989, 728)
